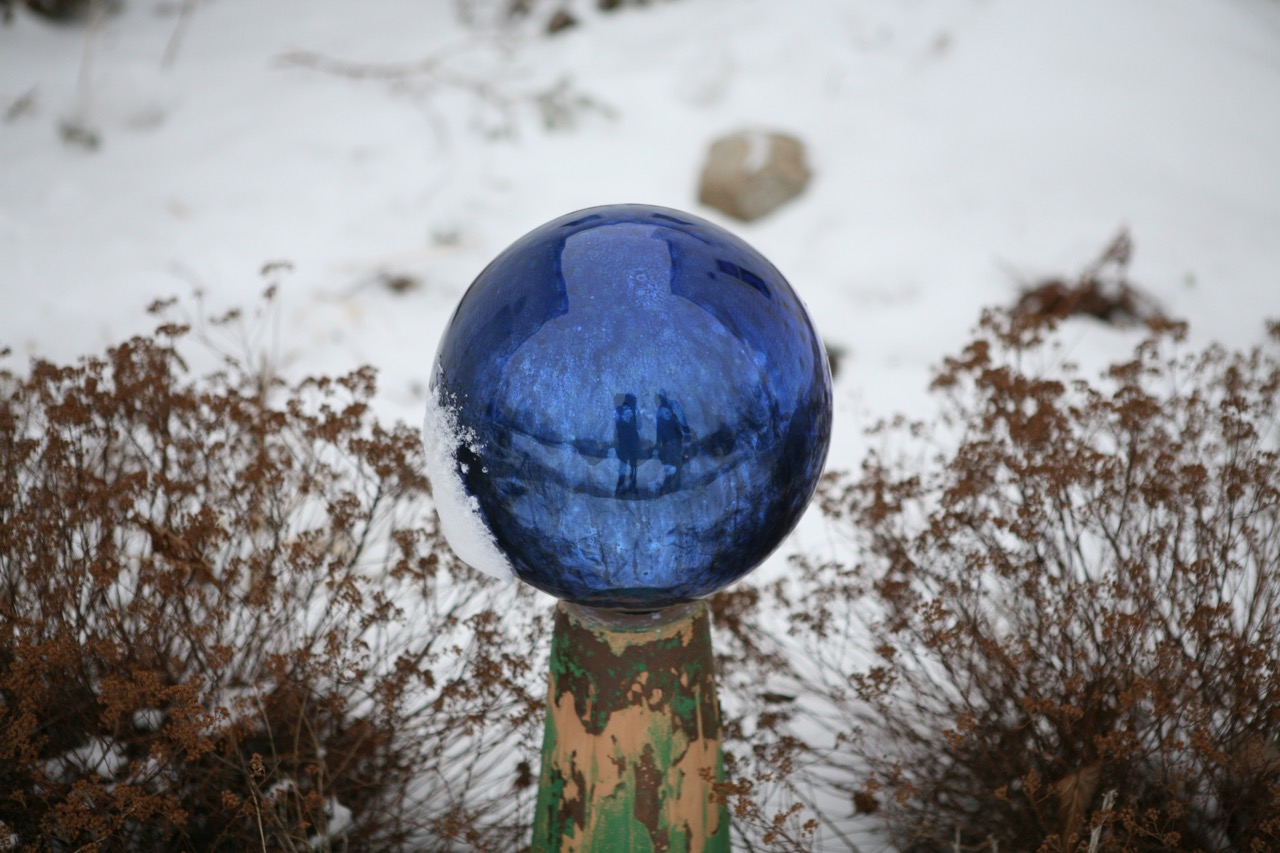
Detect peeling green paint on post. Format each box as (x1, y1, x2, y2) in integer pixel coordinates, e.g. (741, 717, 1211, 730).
(532, 601, 731, 853)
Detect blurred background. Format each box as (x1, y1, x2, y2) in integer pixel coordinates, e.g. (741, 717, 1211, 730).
(4, 0, 1279, 450)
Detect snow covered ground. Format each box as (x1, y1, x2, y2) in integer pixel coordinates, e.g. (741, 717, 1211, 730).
(5, 0, 1280, 604)
(6, 0, 1279, 426)
(6, 0, 1280, 585)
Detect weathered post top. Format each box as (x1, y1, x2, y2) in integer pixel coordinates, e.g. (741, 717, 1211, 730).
(535, 600, 726, 852)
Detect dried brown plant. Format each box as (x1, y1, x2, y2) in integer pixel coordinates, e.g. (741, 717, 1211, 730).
(1013, 230, 1164, 328)
(775, 307, 1280, 851)
(0, 292, 545, 851)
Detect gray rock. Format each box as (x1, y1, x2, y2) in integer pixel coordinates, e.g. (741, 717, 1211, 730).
(697, 130, 811, 222)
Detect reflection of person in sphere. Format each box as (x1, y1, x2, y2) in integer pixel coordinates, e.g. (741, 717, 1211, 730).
(656, 389, 693, 494)
(614, 392, 640, 496)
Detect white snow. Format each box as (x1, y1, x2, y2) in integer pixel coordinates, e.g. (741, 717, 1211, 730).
(0, 0, 1276, 675)
(315, 796, 355, 848)
(741, 128, 771, 173)
(2, 0, 1275, 448)
(422, 386, 514, 581)
(132, 708, 165, 732)
(44, 736, 129, 783)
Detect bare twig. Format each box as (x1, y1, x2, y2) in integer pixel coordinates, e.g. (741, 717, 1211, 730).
(161, 0, 199, 69)
(1087, 789, 1116, 853)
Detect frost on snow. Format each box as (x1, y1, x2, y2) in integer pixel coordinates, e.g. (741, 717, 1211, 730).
(422, 387, 514, 581)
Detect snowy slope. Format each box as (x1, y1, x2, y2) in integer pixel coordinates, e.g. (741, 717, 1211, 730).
(3, 0, 1280, 577)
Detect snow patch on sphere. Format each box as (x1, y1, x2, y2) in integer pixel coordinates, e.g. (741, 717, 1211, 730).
(422, 388, 514, 582)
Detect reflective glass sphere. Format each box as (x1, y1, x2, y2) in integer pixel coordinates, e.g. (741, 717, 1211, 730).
(428, 204, 832, 610)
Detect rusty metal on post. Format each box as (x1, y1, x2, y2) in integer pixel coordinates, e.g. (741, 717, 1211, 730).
(532, 600, 730, 852)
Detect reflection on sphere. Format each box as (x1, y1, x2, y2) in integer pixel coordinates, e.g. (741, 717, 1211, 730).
(430, 204, 832, 610)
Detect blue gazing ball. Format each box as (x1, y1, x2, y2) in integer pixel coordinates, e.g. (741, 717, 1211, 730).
(424, 204, 832, 610)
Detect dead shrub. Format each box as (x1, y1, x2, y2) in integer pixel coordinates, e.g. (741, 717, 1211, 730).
(781, 308, 1280, 851)
(1013, 230, 1165, 328)
(0, 293, 544, 851)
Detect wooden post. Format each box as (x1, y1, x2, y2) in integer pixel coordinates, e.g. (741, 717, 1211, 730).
(532, 600, 731, 853)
